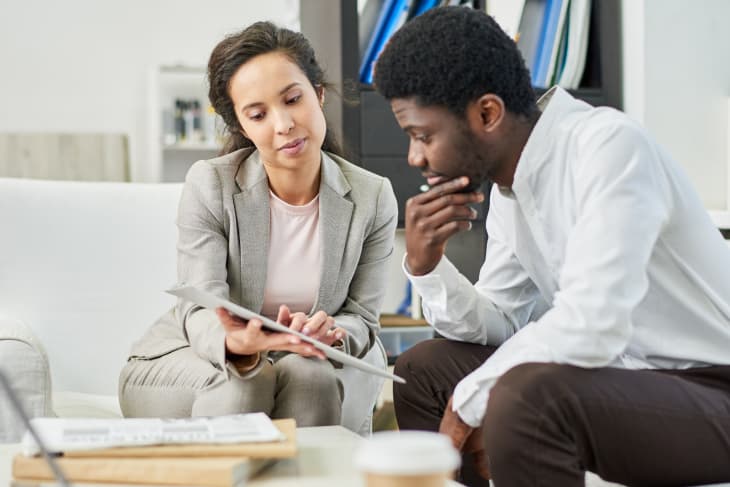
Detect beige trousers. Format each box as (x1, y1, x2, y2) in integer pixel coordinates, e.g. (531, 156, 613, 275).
(119, 347, 343, 427)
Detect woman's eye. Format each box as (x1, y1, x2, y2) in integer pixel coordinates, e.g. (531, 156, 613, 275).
(286, 95, 301, 104)
(249, 112, 264, 121)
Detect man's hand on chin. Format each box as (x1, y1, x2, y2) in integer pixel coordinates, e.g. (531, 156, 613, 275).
(439, 396, 490, 480)
(404, 176, 484, 276)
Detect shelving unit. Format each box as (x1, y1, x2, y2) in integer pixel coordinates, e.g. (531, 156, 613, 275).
(379, 314, 434, 365)
(147, 65, 222, 182)
(301, 0, 622, 282)
(300, 0, 623, 190)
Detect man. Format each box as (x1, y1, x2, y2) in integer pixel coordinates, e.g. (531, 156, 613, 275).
(373, 6, 730, 487)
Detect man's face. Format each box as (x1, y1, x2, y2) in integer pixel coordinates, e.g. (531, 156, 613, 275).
(390, 97, 495, 191)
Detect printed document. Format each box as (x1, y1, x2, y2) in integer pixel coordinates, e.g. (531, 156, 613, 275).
(22, 412, 283, 456)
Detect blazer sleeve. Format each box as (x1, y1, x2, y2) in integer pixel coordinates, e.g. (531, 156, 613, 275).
(332, 177, 398, 358)
(173, 160, 262, 379)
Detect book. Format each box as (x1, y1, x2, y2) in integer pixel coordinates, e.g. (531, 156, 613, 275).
(167, 286, 406, 384)
(12, 419, 297, 487)
(13, 455, 274, 487)
(411, 0, 439, 19)
(486, 0, 527, 41)
(540, 0, 570, 87)
(550, 0, 570, 86)
(532, 0, 566, 87)
(516, 0, 547, 80)
(359, 0, 387, 58)
(359, 0, 411, 84)
(557, 0, 592, 89)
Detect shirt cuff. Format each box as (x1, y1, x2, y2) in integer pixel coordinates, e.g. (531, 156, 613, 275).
(402, 253, 461, 300)
(452, 375, 491, 428)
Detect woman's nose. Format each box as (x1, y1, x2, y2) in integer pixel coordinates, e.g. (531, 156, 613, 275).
(275, 111, 295, 134)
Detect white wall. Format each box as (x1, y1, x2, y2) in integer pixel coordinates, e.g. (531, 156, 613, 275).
(622, 0, 730, 212)
(0, 0, 299, 182)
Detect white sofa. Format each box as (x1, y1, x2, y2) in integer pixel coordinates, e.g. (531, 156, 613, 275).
(0, 177, 385, 442)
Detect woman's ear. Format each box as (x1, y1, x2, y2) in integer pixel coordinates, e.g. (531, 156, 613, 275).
(316, 85, 325, 108)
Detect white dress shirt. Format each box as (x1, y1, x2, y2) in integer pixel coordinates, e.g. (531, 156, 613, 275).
(406, 87, 730, 427)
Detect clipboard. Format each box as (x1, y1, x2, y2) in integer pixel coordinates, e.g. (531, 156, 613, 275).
(167, 286, 406, 384)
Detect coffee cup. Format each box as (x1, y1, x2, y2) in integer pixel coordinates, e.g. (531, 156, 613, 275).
(354, 430, 460, 487)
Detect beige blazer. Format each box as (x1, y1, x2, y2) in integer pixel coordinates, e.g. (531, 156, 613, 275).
(130, 148, 398, 375)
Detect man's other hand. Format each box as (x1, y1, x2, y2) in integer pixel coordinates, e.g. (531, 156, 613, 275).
(439, 395, 490, 480)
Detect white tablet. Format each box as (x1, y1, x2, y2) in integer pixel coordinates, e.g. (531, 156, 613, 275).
(167, 286, 406, 384)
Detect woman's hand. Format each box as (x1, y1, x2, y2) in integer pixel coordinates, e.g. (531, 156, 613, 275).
(277, 305, 347, 348)
(216, 308, 324, 359)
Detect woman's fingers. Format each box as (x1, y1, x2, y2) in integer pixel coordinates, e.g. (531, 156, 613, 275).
(288, 312, 308, 333)
(276, 304, 292, 326)
(319, 326, 346, 346)
(269, 339, 326, 360)
(216, 307, 246, 330)
(302, 311, 330, 338)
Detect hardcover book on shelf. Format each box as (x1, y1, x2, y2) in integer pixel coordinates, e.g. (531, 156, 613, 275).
(486, 0, 526, 41)
(410, 0, 439, 19)
(549, 8, 571, 86)
(516, 0, 548, 80)
(557, 0, 592, 89)
(359, 0, 412, 84)
(359, 0, 387, 58)
(534, 0, 569, 88)
(540, 0, 570, 88)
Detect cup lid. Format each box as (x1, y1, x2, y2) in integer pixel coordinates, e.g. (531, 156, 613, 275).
(354, 431, 461, 475)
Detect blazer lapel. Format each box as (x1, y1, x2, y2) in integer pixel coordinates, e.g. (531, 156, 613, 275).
(315, 153, 353, 313)
(233, 151, 270, 313)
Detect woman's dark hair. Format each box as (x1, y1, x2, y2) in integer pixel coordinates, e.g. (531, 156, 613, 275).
(208, 21, 344, 157)
(374, 7, 537, 118)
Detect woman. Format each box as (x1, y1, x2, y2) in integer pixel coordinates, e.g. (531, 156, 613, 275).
(119, 21, 397, 432)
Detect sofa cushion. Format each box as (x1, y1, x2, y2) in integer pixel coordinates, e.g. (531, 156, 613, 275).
(0, 178, 182, 396)
(52, 391, 122, 419)
(0, 317, 54, 443)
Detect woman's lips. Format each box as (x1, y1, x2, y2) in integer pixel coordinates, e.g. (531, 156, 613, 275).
(279, 138, 306, 155)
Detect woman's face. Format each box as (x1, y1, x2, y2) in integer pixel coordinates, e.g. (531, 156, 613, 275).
(228, 51, 326, 171)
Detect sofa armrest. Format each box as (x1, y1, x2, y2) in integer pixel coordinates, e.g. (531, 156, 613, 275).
(0, 315, 55, 442)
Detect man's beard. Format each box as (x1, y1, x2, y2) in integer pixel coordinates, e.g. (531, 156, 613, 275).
(451, 124, 492, 192)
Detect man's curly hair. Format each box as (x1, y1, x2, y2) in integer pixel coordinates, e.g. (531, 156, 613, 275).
(373, 6, 536, 117)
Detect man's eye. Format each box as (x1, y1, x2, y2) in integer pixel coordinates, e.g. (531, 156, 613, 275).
(416, 134, 430, 143)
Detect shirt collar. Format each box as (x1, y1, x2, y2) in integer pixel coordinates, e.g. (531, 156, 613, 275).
(510, 87, 586, 195)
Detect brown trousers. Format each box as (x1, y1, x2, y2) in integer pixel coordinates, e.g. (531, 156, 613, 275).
(393, 339, 730, 487)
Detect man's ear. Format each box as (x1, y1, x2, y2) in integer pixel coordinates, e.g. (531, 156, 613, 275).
(469, 94, 505, 134)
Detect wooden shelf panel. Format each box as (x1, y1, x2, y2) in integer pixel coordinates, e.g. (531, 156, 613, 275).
(379, 314, 428, 327)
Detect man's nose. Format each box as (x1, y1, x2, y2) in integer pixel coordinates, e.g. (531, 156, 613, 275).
(407, 144, 425, 168)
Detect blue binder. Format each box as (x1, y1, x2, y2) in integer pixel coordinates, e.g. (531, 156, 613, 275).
(413, 0, 438, 17)
(532, 0, 564, 87)
(359, 0, 410, 84)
